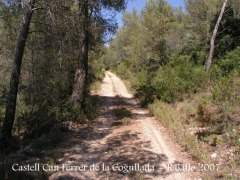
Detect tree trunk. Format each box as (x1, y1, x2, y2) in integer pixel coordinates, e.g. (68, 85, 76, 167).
(1, 0, 35, 139)
(72, 0, 89, 108)
(205, 0, 228, 73)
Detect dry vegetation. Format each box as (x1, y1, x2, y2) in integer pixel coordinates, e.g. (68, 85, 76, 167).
(149, 93, 240, 179)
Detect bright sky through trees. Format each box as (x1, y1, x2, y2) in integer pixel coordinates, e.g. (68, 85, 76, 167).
(116, 0, 185, 27)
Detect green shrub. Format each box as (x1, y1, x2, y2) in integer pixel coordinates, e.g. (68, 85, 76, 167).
(213, 70, 240, 106)
(135, 84, 157, 106)
(224, 125, 240, 151)
(82, 95, 100, 120)
(22, 108, 60, 139)
(196, 101, 219, 126)
(149, 101, 180, 133)
(121, 117, 132, 125)
(90, 80, 102, 92)
(122, 55, 208, 105)
(151, 56, 207, 103)
(190, 50, 206, 65)
(114, 61, 132, 80)
(55, 100, 87, 123)
(32, 123, 66, 149)
(149, 100, 206, 161)
(44, 151, 60, 165)
(114, 107, 132, 120)
(212, 46, 240, 78)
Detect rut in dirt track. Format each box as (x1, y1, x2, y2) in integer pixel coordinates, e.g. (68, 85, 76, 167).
(48, 71, 197, 180)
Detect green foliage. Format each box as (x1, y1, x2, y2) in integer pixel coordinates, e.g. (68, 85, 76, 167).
(58, 103, 86, 123)
(32, 123, 67, 149)
(17, 95, 97, 140)
(217, 46, 240, 76)
(129, 55, 207, 105)
(22, 108, 60, 139)
(105, 1, 240, 179)
(185, 0, 221, 46)
(211, 6, 240, 58)
(114, 107, 132, 120)
(113, 61, 132, 80)
(0, 0, 110, 141)
(196, 101, 219, 126)
(105, 0, 181, 73)
(156, 59, 207, 102)
(82, 95, 100, 120)
(189, 50, 206, 65)
(121, 117, 132, 125)
(106, 0, 209, 105)
(149, 101, 206, 161)
(224, 125, 240, 152)
(210, 48, 240, 107)
(135, 84, 157, 106)
(149, 101, 179, 130)
(213, 70, 240, 106)
(44, 151, 60, 166)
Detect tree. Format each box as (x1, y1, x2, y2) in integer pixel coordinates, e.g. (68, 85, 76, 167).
(72, 0, 89, 108)
(72, 0, 127, 108)
(107, 0, 177, 72)
(0, 0, 126, 140)
(184, 0, 221, 48)
(211, 5, 240, 58)
(205, 0, 228, 73)
(1, 0, 35, 139)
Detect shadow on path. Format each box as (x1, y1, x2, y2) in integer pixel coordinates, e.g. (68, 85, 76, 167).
(48, 94, 177, 180)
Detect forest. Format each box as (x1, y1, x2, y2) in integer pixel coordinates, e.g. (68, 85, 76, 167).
(0, 0, 240, 179)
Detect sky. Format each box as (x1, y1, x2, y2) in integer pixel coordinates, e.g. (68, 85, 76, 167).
(116, 0, 185, 27)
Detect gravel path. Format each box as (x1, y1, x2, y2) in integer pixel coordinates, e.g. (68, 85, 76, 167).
(48, 71, 199, 180)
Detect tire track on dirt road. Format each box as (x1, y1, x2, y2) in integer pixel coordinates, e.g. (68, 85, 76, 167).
(106, 71, 199, 179)
(48, 71, 199, 180)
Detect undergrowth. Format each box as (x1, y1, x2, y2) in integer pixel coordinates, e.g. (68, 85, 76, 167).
(149, 101, 207, 162)
(149, 94, 240, 179)
(114, 107, 132, 120)
(111, 47, 240, 179)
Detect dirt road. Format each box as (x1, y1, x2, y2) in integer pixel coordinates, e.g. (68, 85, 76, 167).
(49, 71, 199, 179)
